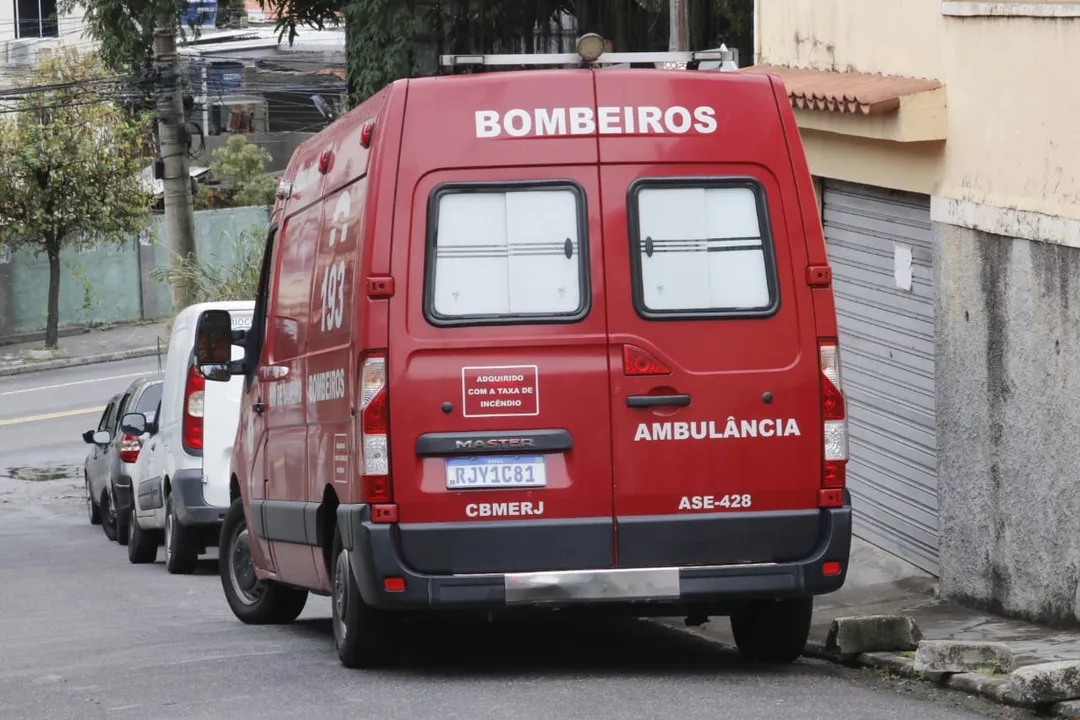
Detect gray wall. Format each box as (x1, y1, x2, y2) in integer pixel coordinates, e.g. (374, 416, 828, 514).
(937, 223, 1080, 626)
(0, 206, 270, 342)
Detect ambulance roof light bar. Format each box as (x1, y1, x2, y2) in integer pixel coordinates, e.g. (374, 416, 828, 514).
(440, 34, 739, 71)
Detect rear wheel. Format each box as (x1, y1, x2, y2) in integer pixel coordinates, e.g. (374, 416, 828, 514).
(332, 534, 395, 669)
(86, 477, 101, 525)
(101, 491, 118, 542)
(220, 498, 308, 624)
(730, 597, 813, 665)
(164, 495, 198, 575)
(128, 507, 159, 564)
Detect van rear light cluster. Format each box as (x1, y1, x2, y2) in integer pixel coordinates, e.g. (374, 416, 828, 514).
(622, 344, 671, 376)
(359, 354, 393, 508)
(182, 364, 205, 452)
(818, 341, 848, 508)
(119, 434, 142, 464)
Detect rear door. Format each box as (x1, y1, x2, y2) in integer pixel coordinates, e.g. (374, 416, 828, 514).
(600, 164, 823, 568)
(388, 166, 614, 575)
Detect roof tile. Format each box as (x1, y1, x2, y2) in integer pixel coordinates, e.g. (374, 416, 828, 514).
(743, 65, 943, 115)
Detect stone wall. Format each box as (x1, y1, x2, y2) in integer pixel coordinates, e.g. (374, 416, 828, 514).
(937, 223, 1080, 626)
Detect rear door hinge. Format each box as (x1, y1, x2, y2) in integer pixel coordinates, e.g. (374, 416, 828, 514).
(806, 265, 832, 288)
(366, 276, 395, 298)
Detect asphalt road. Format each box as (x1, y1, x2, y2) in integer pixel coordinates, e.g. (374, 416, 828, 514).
(0, 356, 165, 472)
(0, 360, 1037, 720)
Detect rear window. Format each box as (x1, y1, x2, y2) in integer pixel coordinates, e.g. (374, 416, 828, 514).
(628, 178, 779, 319)
(425, 182, 589, 326)
(136, 383, 163, 420)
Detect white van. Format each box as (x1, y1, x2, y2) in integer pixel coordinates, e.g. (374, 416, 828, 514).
(121, 301, 255, 573)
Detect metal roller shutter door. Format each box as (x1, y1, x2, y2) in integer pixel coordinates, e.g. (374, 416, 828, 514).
(821, 180, 939, 575)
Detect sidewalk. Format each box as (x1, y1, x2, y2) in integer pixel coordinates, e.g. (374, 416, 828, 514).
(0, 322, 169, 377)
(663, 538, 1080, 717)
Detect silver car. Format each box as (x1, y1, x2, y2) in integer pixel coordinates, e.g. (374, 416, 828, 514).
(82, 377, 163, 544)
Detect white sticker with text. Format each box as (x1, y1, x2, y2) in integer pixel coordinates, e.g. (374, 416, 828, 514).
(635, 417, 801, 442)
(475, 105, 718, 139)
(679, 494, 752, 511)
(466, 501, 545, 518)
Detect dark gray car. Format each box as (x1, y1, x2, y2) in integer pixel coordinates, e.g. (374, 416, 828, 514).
(82, 377, 163, 544)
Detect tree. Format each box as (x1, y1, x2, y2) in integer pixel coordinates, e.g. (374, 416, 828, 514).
(0, 50, 156, 348)
(67, 0, 753, 110)
(195, 135, 278, 210)
(335, 0, 753, 105)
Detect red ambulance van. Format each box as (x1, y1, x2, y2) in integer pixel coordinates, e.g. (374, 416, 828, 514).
(195, 39, 852, 670)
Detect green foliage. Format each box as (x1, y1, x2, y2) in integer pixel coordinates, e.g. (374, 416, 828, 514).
(64, 259, 104, 320)
(150, 224, 268, 305)
(0, 49, 156, 347)
(344, 0, 418, 104)
(62, 0, 752, 110)
(198, 135, 278, 209)
(337, 0, 754, 107)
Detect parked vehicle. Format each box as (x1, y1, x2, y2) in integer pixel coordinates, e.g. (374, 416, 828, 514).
(125, 400, 162, 563)
(82, 378, 163, 542)
(195, 41, 852, 669)
(121, 301, 255, 572)
(83, 393, 122, 528)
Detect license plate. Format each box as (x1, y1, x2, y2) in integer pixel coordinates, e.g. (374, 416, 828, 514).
(445, 455, 547, 490)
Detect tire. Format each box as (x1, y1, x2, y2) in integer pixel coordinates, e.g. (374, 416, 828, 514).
(331, 534, 395, 669)
(219, 498, 308, 624)
(128, 507, 159, 564)
(113, 485, 130, 547)
(164, 494, 198, 575)
(86, 477, 101, 526)
(730, 597, 813, 665)
(101, 490, 118, 542)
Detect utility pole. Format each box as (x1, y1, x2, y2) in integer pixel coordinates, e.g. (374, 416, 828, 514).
(153, 19, 199, 312)
(668, 0, 689, 52)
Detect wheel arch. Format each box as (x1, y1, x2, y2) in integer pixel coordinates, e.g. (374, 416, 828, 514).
(317, 485, 340, 578)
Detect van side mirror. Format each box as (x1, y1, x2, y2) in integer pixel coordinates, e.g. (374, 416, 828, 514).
(120, 413, 147, 436)
(196, 309, 241, 382)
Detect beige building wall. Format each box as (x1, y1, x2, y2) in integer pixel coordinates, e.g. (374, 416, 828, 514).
(757, 0, 1080, 241)
(759, 1, 1080, 626)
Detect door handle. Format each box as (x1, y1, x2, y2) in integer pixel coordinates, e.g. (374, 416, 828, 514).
(626, 394, 691, 408)
(253, 400, 266, 414)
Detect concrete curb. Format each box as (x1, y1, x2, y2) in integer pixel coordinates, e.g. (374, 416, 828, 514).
(801, 641, 1080, 716)
(657, 620, 1080, 719)
(0, 346, 163, 378)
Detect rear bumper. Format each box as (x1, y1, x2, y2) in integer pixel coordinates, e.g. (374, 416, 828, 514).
(170, 469, 228, 528)
(337, 497, 852, 613)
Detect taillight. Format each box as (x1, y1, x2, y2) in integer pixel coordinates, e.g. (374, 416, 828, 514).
(359, 354, 392, 506)
(183, 364, 205, 452)
(819, 341, 848, 508)
(622, 344, 671, 376)
(119, 434, 142, 464)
